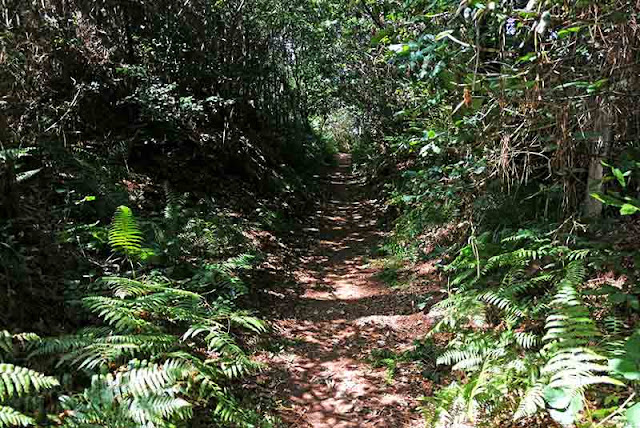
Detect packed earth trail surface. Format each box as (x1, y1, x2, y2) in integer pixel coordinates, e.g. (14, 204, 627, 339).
(255, 154, 437, 428)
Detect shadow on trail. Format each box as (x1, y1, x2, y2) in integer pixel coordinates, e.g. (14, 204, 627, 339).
(255, 153, 435, 428)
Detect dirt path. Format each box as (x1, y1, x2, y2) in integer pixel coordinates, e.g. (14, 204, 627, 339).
(257, 154, 434, 427)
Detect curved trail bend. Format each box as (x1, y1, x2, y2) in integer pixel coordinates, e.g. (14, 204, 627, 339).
(258, 154, 435, 428)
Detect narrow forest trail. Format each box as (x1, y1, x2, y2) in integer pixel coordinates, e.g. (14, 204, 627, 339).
(257, 154, 436, 428)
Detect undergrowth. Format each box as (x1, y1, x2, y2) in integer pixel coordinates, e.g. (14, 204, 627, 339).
(2, 199, 281, 427)
(419, 229, 640, 427)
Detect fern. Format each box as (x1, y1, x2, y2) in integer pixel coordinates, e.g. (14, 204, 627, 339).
(163, 181, 185, 221)
(37, 274, 265, 426)
(0, 364, 59, 401)
(534, 265, 622, 423)
(108, 206, 143, 258)
(0, 148, 34, 163)
(479, 290, 525, 320)
(0, 330, 40, 361)
(513, 383, 545, 420)
(58, 360, 193, 427)
(514, 332, 540, 350)
(428, 292, 486, 332)
(501, 229, 547, 243)
(431, 229, 629, 426)
(430, 333, 539, 427)
(0, 334, 59, 428)
(0, 405, 34, 427)
(0, 333, 11, 357)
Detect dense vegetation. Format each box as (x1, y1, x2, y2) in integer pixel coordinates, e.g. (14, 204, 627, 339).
(1, 0, 639, 427)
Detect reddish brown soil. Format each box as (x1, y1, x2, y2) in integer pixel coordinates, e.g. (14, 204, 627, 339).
(255, 154, 437, 427)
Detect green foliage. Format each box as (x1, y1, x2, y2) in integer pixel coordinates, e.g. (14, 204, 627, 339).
(0, 331, 59, 427)
(367, 349, 399, 384)
(609, 331, 640, 381)
(152, 192, 254, 264)
(36, 275, 265, 426)
(4, 0, 640, 426)
(367, 339, 440, 387)
(108, 206, 144, 259)
(425, 230, 637, 427)
(0, 147, 41, 184)
(591, 161, 640, 216)
(57, 359, 194, 427)
(0, 405, 34, 427)
(0, 364, 59, 402)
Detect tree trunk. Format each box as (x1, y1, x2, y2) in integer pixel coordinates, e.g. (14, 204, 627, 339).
(583, 106, 612, 218)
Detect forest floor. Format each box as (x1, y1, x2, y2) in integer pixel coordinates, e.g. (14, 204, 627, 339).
(253, 154, 439, 427)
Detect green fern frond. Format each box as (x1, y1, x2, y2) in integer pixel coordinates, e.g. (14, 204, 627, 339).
(513, 383, 545, 420)
(220, 357, 262, 379)
(436, 334, 509, 371)
(0, 333, 11, 357)
(437, 349, 480, 367)
(482, 251, 531, 274)
(83, 296, 156, 333)
(213, 394, 249, 424)
(542, 349, 620, 389)
(163, 182, 185, 221)
(544, 269, 598, 346)
(501, 229, 548, 243)
(101, 277, 164, 298)
(108, 206, 144, 258)
(0, 364, 59, 401)
(0, 332, 41, 358)
(59, 360, 194, 427)
(76, 346, 141, 370)
(603, 316, 627, 336)
(10, 333, 40, 346)
(514, 332, 540, 349)
(530, 273, 556, 284)
(182, 325, 261, 378)
(479, 291, 525, 319)
(561, 261, 587, 289)
(37, 329, 178, 370)
(190, 263, 248, 297)
(129, 394, 193, 424)
(222, 253, 258, 270)
(567, 249, 591, 261)
(228, 313, 267, 334)
(429, 292, 486, 332)
(0, 148, 34, 163)
(72, 338, 177, 370)
(44, 271, 265, 426)
(450, 268, 477, 287)
(113, 359, 191, 397)
(535, 268, 623, 423)
(30, 327, 111, 357)
(0, 405, 34, 427)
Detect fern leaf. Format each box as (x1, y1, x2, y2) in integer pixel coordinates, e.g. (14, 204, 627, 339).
(0, 405, 34, 427)
(479, 291, 524, 319)
(163, 182, 186, 222)
(83, 296, 156, 333)
(228, 313, 267, 334)
(0, 148, 34, 163)
(513, 383, 545, 420)
(0, 364, 59, 401)
(108, 206, 143, 258)
(0, 333, 11, 356)
(515, 332, 540, 349)
(128, 394, 192, 424)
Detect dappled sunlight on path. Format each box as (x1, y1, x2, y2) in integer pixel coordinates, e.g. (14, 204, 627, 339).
(257, 154, 433, 427)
